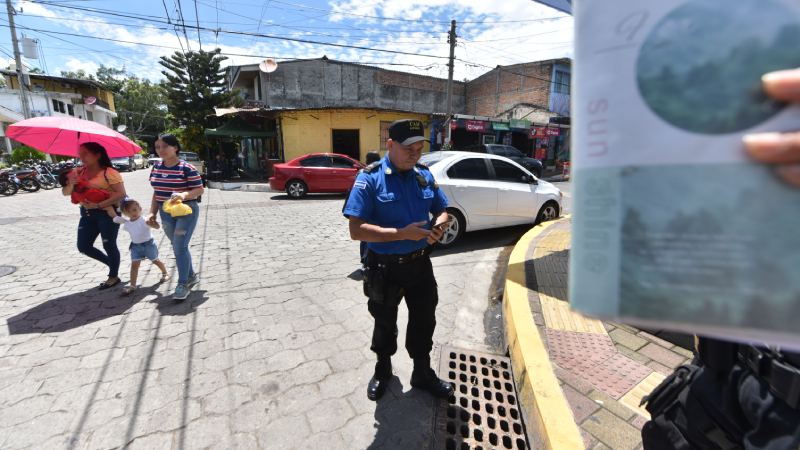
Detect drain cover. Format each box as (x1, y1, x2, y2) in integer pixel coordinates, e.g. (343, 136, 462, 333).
(434, 346, 529, 450)
(0, 265, 15, 278)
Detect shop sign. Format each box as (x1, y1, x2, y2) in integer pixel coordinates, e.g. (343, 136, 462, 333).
(465, 120, 488, 132)
(545, 127, 561, 137)
(510, 119, 531, 129)
(491, 122, 511, 131)
(530, 127, 545, 138)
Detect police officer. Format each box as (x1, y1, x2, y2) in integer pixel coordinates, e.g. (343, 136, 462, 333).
(343, 119, 454, 401)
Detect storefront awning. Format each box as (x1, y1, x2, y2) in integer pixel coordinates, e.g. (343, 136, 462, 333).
(509, 119, 532, 130)
(204, 117, 275, 138)
(491, 122, 510, 131)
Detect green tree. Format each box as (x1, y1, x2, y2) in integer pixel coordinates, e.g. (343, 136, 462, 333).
(159, 49, 234, 150)
(115, 77, 168, 140)
(59, 69, 95, 80)
(11, 146, 46, 164)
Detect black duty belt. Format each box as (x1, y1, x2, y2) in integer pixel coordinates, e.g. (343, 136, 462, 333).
(738, 345, 800, 409)
(368, 247, 431, 265)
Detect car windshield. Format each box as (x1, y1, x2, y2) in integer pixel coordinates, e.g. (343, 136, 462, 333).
(111, 158, 129, 163)
(420, 152, 447, 166)
(505, 147, 524, 157)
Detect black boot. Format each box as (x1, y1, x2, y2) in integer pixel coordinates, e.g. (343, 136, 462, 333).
(410, 357, 454, 399)
(367, 356, 392, 401)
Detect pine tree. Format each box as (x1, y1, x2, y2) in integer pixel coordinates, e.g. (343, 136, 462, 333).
(159, 49, 233, 138)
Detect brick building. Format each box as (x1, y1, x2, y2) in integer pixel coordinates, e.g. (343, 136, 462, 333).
(221, 57, 570, 172)
(465, 58, 571, 118)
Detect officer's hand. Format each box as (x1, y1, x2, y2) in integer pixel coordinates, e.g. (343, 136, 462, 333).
(744, 68, 800, 186)
(400, 221, 431, 241)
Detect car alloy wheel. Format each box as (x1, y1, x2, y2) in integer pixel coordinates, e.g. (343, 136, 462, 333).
(439, 219, 460, 246)
(536, 202, 559, 223)
(287, 180, 307, 198)
(437, 208, 465, 248)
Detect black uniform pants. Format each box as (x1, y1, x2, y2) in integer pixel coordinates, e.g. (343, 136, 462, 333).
(365, 254, 438, 360)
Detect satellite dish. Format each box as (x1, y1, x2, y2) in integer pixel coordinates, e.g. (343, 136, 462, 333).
(84, 96, 97, 105)
(117, 124, 127, 133)
(259, 59, 278, 73)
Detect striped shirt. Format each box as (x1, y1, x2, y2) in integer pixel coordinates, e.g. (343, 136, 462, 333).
(149, 161, 203, 202)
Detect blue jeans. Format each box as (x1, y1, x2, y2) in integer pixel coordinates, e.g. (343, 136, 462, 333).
(159, 201, 199, 284)
(77, 208, 121, 278)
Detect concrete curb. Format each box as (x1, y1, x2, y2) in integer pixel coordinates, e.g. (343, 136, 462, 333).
(503, 216, 583, 449)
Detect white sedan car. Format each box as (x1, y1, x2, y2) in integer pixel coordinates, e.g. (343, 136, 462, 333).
(421, 151, 563, 247)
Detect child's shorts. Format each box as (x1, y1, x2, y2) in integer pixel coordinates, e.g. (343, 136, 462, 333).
(130, 239, 159, 262)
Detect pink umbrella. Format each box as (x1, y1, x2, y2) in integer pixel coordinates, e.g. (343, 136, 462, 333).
(6, 116, 141, 158)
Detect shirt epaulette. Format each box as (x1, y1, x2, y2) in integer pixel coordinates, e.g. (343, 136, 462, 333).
(363, 161, 382, 173)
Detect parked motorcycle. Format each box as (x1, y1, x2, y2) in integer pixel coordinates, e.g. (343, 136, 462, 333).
(11, 167, 42, 192)
(0, 170, 19, 196)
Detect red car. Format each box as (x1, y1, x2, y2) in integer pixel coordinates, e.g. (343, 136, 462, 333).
(270, 153, 364, 198)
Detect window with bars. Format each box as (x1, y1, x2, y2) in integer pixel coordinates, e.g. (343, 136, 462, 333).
(553, 70, 571, 94)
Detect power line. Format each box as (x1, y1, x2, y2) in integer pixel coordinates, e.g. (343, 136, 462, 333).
(0, 21, 448, 71)
(24, 1, 451, 58)
(174, 0, 193, 51)
(16, 11, 448, 43)
(30, 0, 450, 35)
(217, 0, 570, 25)
(192, 0, 202, 50)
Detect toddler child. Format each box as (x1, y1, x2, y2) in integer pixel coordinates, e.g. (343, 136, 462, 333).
(114, 198, 169, 295)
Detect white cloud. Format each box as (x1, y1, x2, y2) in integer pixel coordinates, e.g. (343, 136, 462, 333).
(19, 0, 572, 82)
(61, 57, 100, 75)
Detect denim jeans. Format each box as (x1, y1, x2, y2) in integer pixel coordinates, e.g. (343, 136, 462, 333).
(159, 201, 199, 284)
(77, 208, 121, 278)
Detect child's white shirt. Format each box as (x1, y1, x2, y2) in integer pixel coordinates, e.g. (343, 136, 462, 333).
(113, 216, 153, 243)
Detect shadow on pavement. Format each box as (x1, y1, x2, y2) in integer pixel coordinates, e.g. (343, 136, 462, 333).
(367, 376, 450, 450)
(5, 284, 168, 334)
(523, 249, 569, 302)
(150, 290, 209, 316)
(432, 225, 530, 258)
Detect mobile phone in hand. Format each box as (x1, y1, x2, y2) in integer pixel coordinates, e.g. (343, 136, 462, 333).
(432, 220, 449, 231)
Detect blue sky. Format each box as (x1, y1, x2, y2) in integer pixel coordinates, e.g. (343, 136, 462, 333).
(2, 0, 573, 81)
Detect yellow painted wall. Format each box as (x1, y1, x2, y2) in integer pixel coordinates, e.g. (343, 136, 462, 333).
(279, 109, 430, 163)
(6, 75, 116, 111)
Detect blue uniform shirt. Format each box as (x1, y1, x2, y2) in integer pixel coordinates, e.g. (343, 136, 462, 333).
(344, 156, 448, 255)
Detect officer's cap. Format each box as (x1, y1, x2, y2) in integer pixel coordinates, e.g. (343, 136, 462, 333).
(389, 120, 429, 146)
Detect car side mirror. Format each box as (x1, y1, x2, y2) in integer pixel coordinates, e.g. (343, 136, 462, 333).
(523, 175, 538, 185)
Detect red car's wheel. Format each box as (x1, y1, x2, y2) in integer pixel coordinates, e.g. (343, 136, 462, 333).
(286, 179, 308, 198)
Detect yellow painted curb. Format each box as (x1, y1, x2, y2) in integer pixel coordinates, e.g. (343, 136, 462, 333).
(504, 216, 584, 449)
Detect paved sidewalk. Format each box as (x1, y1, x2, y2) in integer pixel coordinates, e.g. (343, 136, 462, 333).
(522, 219, 693, 450)
(0, 170, 513, 449)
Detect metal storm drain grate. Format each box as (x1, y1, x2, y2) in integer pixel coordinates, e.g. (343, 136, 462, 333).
(433, 346, 529, 450)
(0, 265, 16, 278)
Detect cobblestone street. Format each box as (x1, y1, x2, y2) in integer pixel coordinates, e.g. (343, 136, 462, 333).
(0, 170, 522, 449)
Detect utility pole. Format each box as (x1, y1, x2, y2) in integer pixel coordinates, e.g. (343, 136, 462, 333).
(445, 19, 457, 117)
(6, 0, 30, 119)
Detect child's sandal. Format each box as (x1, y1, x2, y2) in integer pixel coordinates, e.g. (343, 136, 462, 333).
(160, 273, 171, 283)
(122, 286, 136, 296)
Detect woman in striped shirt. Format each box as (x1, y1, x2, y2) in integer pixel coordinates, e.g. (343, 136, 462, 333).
(146, 134, 204, 301)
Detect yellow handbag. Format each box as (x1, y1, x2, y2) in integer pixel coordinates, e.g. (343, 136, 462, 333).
(162, 197, 193, 218)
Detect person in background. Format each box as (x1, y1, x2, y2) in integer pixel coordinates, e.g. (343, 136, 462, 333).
(61, 142, 126, 290)
(146, 133, 204, 301)
(114, 198, 169, 296)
